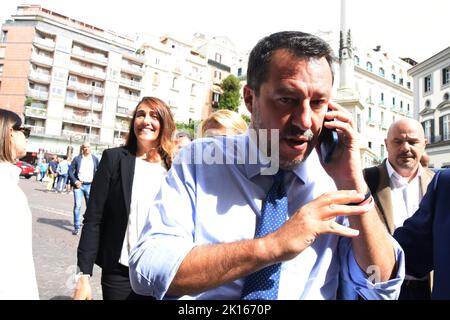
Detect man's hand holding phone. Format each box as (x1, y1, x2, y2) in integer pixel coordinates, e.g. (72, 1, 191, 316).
(318, 102, 366, 194)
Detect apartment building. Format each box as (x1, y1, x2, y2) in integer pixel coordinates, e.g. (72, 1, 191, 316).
(0, 5, 145, 155)
(140, 34, 207, 123)
(349, 46, 415, 167)
(409, 46, 450, 168)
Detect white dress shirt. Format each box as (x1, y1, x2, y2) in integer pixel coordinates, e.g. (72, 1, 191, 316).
(129, 133, 404, 300)
(386, 161, 424, 230)
(0, 162, 39, 300)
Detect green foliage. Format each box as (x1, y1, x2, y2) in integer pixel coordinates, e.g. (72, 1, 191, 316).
(218, 75, 241, 112)
(176, 120, 200, 138)
(25, 96, 33, 106)
(241, 114, 251, 125)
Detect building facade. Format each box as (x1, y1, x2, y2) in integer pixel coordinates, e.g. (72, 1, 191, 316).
(409, 46, 450, 168)
(0, 5, 145, 155)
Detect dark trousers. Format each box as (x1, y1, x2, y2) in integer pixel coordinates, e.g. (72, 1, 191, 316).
(399, 279, 431, 300)
(101, 263, 155, 300)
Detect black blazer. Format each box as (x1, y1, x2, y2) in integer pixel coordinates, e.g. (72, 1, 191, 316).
(77, 147, 136, 275)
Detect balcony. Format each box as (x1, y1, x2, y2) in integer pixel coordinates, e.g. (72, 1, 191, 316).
(119, 77, 142, 90)
(121, 63, 144, 76)
(379, 123, 388, 130)
(28, 88, 49, 101)
(207, 59, 231, 72)
(25, 106, 47, 118)
(115, 121, 130, 131)
(65, 97, 103, 111)
(123, 51, 145, 63)
(29, 125, 45, 136)
(118, 93, 140, 102)
(67, 80, 105, 95)
(72, 47, 108, 65)
(114, 137, 126, 146)
(61, 130, 100, 143)
(33, 37, 55, 51)
(63, 113, 101, 127)
(70, 63, 106, 80)
(29, 70, 51, 83)
(116, 106, 134, 118)
(31, 52, 53, 66)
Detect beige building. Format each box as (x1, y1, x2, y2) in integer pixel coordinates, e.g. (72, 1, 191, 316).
(0, 5, 145, 155)
(409, 46, 450, 168)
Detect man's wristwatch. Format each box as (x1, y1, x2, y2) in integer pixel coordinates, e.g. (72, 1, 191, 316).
(75, 272, 91, 281)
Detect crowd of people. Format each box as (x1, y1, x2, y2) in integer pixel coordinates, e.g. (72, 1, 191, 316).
(1, 30, 449, 301)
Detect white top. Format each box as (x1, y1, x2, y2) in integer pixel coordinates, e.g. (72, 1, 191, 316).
(78, 155, 94, 183)
(386, 161, 424, 230)
(0, 162, 39, 300)
(119, 159, 167, 267)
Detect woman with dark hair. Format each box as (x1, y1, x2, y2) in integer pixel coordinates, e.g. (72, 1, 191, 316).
(73, 97, 176, 300)
(0, 108, 39, 299)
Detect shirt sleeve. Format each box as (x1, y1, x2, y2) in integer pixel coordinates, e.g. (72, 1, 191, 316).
(338, 235, 405, 300)
(129, 149, 197, 299)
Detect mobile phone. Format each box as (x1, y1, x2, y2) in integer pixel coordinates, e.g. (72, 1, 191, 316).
(319, 114, 339, 164)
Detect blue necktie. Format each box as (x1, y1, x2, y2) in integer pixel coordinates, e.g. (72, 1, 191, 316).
(241, 170, 288, 300)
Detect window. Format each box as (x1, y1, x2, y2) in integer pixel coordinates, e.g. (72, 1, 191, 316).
(407, 81, 411, 89)
(0, 64, 3, 75)
(0, 31, 7, 43)
(215, 53, 222, 63)
(442, 115, 450, 141)
(152, 72, 159, 85)
(368, 141, 372, 149)
(190, 84, 196, 96)
(399, 78, 404, 86)
(423, 120, 433, 142)
(368, 107, 372, 120)
(380, 92, 384, 104)
(392, 97, 396, 107)
(214, 70, 222, 80)
(400, 101, 403, 111)
(172, 77, 178, 89)
(381, 111, 385, 124)
(357, 114, 361, 133)
(380, 145, 385, 160)
(378, 68, 385, 77)
(237, 67, 242, 77)
(424, 75, 432, 93)
(155, 57, 160, 65)
(354, 55, 360, 66)
(366, 62, 373, 72)
(391, 74, 396, 83)
(443, 67, 450, 86)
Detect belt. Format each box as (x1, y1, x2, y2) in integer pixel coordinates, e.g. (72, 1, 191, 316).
(82, 182, 92, 185)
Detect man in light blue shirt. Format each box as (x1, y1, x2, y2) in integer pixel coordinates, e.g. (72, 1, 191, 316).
(129, 31, 404, 300)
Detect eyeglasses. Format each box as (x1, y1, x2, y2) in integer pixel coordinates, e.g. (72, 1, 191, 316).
(13, 126, 31, 138)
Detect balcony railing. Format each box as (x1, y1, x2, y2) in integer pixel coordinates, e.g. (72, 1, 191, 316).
(61, 130, 100, 143)
(121, 63, 144, 75)
(63, 113, 102, 126)
(25, 106, 47, 118)
(28, 89, 49, 100)
(114, 137, 126, 146)
(67, 80, 105, 95)
(115, 122, 130, 131)
(29, 126, 45, 135)
(116, 106, 134, 117)
(31, 52, 53, 66)
(33, 37, 55, 50)
(72, 47, 108, 64)
(120, 77, 142, 89)
(65, 97, 103, 111)
(118, 93, 140, 102)
(70, 64, 106, 79)
(29, 70, 51, 83)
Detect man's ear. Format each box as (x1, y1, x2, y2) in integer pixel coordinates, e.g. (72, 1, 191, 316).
(243, 85, 254, 114)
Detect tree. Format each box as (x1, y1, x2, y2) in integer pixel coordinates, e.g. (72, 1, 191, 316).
(176, 120, 200, 139)
(218, 75, 241, 112)
(25, 96, 33, 106)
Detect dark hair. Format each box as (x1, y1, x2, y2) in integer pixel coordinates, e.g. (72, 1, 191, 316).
(175, 131, 192, 141)
(125, 97, 176, 169)
(247, 31, 336, 94)
(0, 108, 23, 163)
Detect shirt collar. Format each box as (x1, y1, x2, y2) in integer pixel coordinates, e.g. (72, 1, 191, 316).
(386, 160, 424, 183)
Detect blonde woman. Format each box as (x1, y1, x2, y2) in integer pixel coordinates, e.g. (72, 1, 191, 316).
(200, 109, 248, 137)
(0, 108, 39, 299)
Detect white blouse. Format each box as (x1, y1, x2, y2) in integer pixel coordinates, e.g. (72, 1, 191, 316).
(0, 162, 39, 299)
(119, 159, 167, 267)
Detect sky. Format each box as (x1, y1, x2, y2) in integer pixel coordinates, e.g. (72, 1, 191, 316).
(1, 0, 449, 63)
